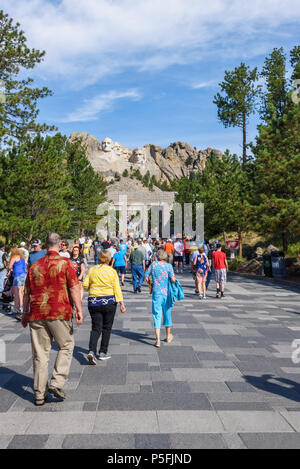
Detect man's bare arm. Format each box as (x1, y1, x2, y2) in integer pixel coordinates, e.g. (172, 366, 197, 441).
(70, 284, 83, 325)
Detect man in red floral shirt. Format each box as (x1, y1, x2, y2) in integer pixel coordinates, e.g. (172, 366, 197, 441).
(22, 233, 83, 406)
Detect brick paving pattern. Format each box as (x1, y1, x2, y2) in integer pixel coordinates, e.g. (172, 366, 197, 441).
(1, 272, 300, 449)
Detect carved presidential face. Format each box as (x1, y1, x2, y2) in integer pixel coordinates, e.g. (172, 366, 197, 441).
(134, 148, 147, 165)
(102, 137, 113, 152)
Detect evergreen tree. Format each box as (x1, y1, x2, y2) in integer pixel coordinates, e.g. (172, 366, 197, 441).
(213, 63, 261, 169)
(0, 10, 55, 144)
(0, 134, 71, 242)
(174, 152, 253, 254)
(260, 47, 289, 122)
(251, 100, 300, 252)
(66, 138, 107, 235)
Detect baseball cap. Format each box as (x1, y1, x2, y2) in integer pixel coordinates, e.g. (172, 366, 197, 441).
(20, 242, 26, 247)
(32, 239, 41, 246)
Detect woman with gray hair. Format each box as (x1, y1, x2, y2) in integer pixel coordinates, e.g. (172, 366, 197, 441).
(145, 249, 176, 347)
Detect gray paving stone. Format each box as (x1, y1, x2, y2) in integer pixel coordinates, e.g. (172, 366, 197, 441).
(93, 411, 159, 433)
(63, 433, 135, 449)
(239, 433, 300, 449)
(217, 411, 294, 432)
(152, 381, 191, 393)
(212, 402, 272, 411)
(169, 433, 227, 449)
(135, 434, 171, 449)
(7, 434, 49, 449)
(226, 381, 257, 392)
(98, 392, 212, 411)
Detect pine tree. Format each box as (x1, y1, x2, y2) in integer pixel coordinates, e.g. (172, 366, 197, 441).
(66, 138, 107, 235)
(213, 63, 261, 169)
(0, 134, 72, 242)
(251, 101, 300, 252)
(260, 47, 289, 122)
(0, 10, 55, 144)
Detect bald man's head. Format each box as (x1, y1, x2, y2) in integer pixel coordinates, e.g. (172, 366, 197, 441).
(46, 233, 61, 249)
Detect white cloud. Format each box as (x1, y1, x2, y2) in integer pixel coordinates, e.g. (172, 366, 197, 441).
(191, 80, 218, 89)
(1, 0, 300, 87)
(58, 89, 141, 122)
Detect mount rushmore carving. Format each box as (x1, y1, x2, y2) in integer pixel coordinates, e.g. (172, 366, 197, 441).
(69, 132, 223, 183)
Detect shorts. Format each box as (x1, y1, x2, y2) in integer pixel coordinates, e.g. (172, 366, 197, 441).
(214, 269, 227, 285)
(13, 273, 27, 286)
(174, 255, 183, 263)
(115, 266, 126, 275)
(196, 271, 207, 281)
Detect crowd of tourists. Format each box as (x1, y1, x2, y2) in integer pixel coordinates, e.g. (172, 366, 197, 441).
(0, 232, 228, 406)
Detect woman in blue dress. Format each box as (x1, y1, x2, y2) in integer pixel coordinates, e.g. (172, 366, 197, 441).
(145, 249, 176, 348)
(193, 247, 209, 299)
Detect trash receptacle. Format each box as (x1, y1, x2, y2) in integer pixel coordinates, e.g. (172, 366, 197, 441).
(271, 251, 286, 279)
(263, 254, 272, 277)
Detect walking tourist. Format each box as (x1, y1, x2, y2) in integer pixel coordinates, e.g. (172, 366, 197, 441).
(194, 247, 209, 299)
(129, 240, 145, 293)
(28, 239, 47, 268)
(145, 249, 176, 348)
(0, 242, 8, 293)
(212, 243, 228, 298)
(93, 236, 100, 265)
(83, 239, 91, 261)
(174, 238, 184, 273)
(83, 249, 126, 365)
(8, 247, 27, 319)
(206, 243, 214, 290)
(21, 233, 82, 406)
(78, 235, 85, 251)
(112, 245, 127, 286)
(59, 240, 71, 258)
(19, 242, 29, 264)
(70, 245, 86, 298)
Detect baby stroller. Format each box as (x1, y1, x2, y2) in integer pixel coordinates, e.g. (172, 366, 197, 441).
(1, 271, 14, 314)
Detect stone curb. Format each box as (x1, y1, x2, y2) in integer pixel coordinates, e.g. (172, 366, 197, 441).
(228, 271, 300, 291)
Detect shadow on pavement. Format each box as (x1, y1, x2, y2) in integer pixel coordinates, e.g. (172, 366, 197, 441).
(244, 374, 300, 402)
(112, 329, 155, 346)
(0, 366, 33, 403)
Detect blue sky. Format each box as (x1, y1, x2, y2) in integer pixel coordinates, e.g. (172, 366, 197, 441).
(2, 0, 300, 155)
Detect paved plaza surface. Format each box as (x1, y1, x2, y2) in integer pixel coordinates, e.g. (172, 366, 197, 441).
(1, 271, 300, 449)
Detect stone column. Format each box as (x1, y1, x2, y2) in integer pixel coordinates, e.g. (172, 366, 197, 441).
(118, 195, 128, 239)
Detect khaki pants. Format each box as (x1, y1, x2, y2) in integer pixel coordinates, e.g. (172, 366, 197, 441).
(29, 320, 74, 399)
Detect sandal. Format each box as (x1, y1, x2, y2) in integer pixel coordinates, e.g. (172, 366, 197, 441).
(166, 334, 174, 343)
(155, 341, 161, 348)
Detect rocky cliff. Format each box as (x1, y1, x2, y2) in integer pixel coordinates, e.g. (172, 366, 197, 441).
(69, 132, 222, 183)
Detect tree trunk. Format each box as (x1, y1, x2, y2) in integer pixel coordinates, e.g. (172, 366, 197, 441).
(238, 226, 243, 257)
(223, 231, 227, 246)
(242, 113, 247, 170)
(282, 231, 288, 253)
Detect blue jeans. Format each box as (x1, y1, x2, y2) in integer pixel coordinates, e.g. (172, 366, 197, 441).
(131, 265, 144, 291)
(0, 269, 6, 292)
(152, 294, 172, 329)
(206, 269, 213, 289)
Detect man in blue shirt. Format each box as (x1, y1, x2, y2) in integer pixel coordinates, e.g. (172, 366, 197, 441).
(28, 239, 47, 268)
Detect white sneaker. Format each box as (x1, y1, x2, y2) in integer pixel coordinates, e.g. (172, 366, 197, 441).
(87, 351, 97, 365)
(180, 270, 183, 274)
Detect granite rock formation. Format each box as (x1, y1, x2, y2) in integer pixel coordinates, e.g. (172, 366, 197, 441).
(69, 132, 222, 183)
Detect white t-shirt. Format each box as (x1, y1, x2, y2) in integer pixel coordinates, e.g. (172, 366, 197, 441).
(108, 246, 116, 257)
(59, 251, 71, 259)
(174, 241, 184, 256)
(79, 237, 85, 245)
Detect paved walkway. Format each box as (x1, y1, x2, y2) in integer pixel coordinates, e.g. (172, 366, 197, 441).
(1, 271, 300, 449)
